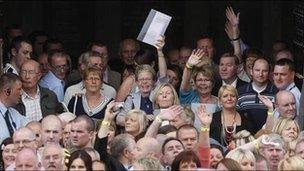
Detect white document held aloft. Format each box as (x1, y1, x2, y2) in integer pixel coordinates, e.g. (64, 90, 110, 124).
(137, 9, 172, 47)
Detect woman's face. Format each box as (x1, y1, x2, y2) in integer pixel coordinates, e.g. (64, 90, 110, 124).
(157, 86, 174, 109)
(195, 73, 213, 95)
(216, 162, 229, 171)
(69, 158, 86, 171)
(240, 156, 255, 170)
(282, 122, 298, 142)
(2, 144, 17, 168)
(125, 114, 140, 135)
(167, 69, 180, 89)
(84, 72, 102, 93)
(137, 71, 154, 95)
(179, 160, 197, 171)
(220, 90, 237, 109)
(210, 148, 223, 168)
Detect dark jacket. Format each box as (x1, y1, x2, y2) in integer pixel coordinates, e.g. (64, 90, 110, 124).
(212, 77, 248, 96)
(14, 86, 62, 117)
(94, 136, 127, 171)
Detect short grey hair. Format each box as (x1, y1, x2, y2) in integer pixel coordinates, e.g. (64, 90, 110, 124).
(110, 134, 135, 159)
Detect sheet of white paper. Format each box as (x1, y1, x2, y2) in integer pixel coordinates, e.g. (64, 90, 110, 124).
(137, 9, 171, 47)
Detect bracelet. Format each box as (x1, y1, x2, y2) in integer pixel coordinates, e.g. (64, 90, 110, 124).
(267, 111, 273, 116)
(155, 115, 162, 123)
(231, 37, 240, 41)
(186, 63, 193, 69)
(101, 120, 111, 126)
(200, 126, 210, 132)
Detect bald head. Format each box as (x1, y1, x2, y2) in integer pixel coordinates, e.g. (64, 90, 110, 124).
(13, 127, 37, 152)
(26, 121, 42, 147)
(275, 90, 296, 118)
(15, 148, 40, 171)
(41, 115, 63, 145)
(134, 137, 161, 159)
(20, 59, 42, 90)
(275, 50, 294, 62)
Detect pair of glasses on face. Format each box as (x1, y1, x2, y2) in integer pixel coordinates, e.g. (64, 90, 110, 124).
(52, 65, 69, 71)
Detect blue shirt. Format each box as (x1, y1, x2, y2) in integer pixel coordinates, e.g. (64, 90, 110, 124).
(140, 96, 153, 115)
(39, 71, 65, 102)
(0, 102, 28, 144)
(180, 88, 200, 105)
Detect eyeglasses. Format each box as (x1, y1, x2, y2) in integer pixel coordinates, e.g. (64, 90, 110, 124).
(196, 79, 211, 82)
(14, 139, 35, 145)
(137, 78, 153, 82)
(86, 77, 101, 82)
(20, 70, 39, 76)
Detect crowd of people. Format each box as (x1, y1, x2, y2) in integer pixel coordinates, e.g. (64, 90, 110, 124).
(0, 6, 303, 171)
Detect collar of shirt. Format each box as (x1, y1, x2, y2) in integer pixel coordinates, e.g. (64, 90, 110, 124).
(222, 78, 238, 88)
(5, 63, 19, 75)
(0, 101, 8, 116)
(103, 67, 109, 83)
(285, 82, 296, 91)
(22, 87, 41, 100)
(46, 71, 64, 83)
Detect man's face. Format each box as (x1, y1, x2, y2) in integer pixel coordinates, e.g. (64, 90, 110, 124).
(177, 128, 198, 150)
(260, 146, 285, 170)
(13, 131, 37, 152)
(27, 124, 42, 148)
(91, 45, 108, 59)
(15, 152, 40, 171)
(38, 53, 49, 76)
(42, 146, 64, 171)
(179, 49, 192, 68)
(162, 140, 184, 165)
(7, 80, 22, 106)
(276, 93, 296, 119)
(133, 139, 147, 159)
(41, 120, 62, 145)
(50, 55, 68, 80)
(88, 56, 106, 74)
(168, 49, 179, 65)
(14, 42, 32, 69)
(20, 62, 41, 90)
(120, 42, 138, 65)
(219, 57, 238, 82)
(196, 38, 214, 59)
(251, 59, 269, 85)
(273, 65, 294, 90)
(70, 121, 93, 149)
(34, 35, 48, 55)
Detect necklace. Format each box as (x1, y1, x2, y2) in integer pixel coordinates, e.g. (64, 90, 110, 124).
(221, 111, 237, 145)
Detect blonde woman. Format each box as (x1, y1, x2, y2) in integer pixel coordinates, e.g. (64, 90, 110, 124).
(230, 130, 255, 149)
(125, 109, 148, 141)
(272, 118, 299, 143)
(226, 148, 256, 170)
(209, 85, 254, 147)
(152, 83, 180, 110)
(278, 156, 304, 170)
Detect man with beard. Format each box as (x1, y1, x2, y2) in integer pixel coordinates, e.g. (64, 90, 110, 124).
(42, 143, 65, 171)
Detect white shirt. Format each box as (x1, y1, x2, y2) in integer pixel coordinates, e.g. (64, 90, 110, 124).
(222, 78, 238, 88)
(286, 82, 301, 116)
(3, 63, 18, 75)
(0, 101, 28, 144)
(21, 87, 43, 122)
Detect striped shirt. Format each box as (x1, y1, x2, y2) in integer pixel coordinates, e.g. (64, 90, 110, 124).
(21, 88, 43, 122)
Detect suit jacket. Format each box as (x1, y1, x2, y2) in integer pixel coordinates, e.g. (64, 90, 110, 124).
(107, 68, 121, 90)
(94, 136, 127, 171)
(14, 86, 62, 118)
(212, 77, 248, 96)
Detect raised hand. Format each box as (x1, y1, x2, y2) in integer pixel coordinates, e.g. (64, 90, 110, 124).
(186, 49, 205, 68)
(155, 36, 165, 52)
(159, 105, 183, 121)
(197, 104, 213, 127)
(104, 100, 119, 122)
(258, 95, 273, 112)
(226, 6, 240, 27)
(146, 115, 155, 121)
(225, 21, 236, 40)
